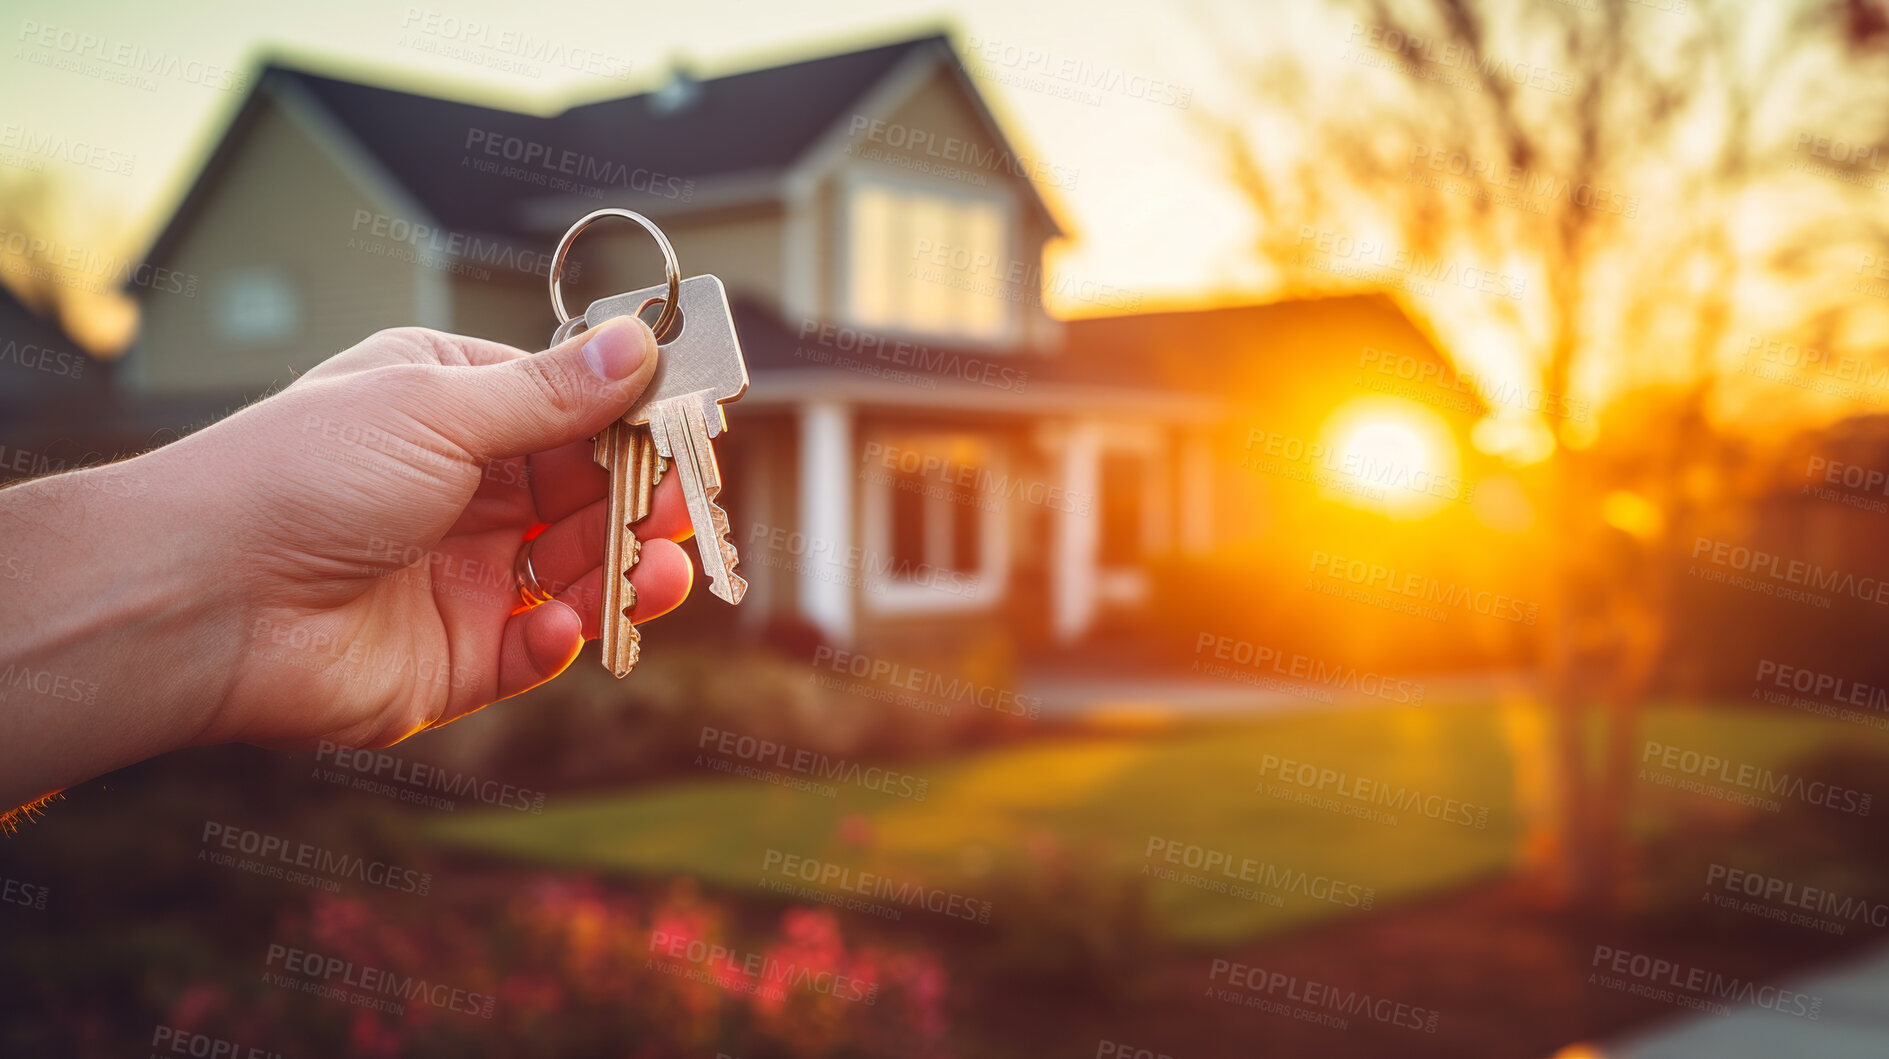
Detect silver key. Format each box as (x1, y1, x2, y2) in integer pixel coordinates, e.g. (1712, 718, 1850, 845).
(581, 274, 750, 605)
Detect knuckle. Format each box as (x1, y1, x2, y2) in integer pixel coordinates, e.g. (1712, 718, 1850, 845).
(519, 354, 588, 417)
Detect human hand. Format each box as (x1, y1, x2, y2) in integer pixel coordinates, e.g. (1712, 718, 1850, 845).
(187, 317, 697, 751)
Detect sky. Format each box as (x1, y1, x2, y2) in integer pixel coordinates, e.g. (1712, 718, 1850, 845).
(0, 0, 1316, 318)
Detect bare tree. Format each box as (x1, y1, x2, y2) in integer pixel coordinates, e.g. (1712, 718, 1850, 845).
(1212, 0, 1889, 909)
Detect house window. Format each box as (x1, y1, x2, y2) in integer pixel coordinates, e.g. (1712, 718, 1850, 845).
(847, 181, 1008, 342)
(863, 433, 1008, 612)
(212, 268, 299, 345)
(1098, 451, 1144, 567)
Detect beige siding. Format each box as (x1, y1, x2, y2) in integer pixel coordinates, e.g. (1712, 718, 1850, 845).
(568, 205, 784, 319)
(449, 271, 546, 352)
(130, 94, 424, 396)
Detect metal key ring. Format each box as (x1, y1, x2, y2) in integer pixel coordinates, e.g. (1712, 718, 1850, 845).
(548, 208, 680, 341)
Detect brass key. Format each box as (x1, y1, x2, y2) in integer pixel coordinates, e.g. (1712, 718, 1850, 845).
(543, 208, 749, 678)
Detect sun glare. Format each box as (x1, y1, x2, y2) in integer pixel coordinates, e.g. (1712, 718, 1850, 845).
(1318, 396, 1462, 520)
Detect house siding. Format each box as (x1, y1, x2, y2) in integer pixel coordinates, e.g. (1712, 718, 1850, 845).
(563, 205, 785, 320)
(128, 94, 423, 397)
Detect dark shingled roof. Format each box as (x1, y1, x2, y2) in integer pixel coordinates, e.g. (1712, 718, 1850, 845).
(269, 36, 939, 239)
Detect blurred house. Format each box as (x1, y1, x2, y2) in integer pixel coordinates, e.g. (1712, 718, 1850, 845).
(0, 285, 116, 470)
(120, 32, 1482, 658)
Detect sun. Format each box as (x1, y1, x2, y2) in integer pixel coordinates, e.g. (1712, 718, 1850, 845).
(1317, 396, 1462, 520)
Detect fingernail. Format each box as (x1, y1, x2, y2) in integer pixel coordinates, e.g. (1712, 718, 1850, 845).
(582, 318, 651, 382)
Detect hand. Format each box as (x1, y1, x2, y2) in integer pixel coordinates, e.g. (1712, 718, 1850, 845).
(0, 317, 695, 811)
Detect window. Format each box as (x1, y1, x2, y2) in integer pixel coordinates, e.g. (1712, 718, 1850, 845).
(1098, 451, 1144, 567)
(847, 180, 1009, 342)
(212, 268, 299, 345)
(863, 433, 1008, 612)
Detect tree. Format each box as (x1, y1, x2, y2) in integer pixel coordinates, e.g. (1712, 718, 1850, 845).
(1212, 0, 1889, 909)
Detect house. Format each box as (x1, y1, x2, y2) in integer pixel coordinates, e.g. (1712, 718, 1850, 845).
(123, 32, 1481, 658)
(0, 285, 115, 478)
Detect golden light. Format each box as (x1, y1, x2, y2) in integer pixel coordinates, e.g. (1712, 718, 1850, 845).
(1317, 395, 1462, 520)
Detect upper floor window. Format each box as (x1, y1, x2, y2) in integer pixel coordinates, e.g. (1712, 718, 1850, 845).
(846, 180, 1009, 343)
(212, 268, 299, 345)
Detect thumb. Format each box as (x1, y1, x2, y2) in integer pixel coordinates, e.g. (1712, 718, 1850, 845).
(434, 315, 658, 459)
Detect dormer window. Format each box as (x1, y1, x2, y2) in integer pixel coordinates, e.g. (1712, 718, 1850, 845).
(844, 178, 1012, 344)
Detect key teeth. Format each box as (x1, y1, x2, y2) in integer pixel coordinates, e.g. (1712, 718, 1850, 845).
(715, 570, 749, 605)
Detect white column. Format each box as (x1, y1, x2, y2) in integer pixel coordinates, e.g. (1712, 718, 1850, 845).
(798, 401, 854, 643)
(1054, 421, 1102, 642)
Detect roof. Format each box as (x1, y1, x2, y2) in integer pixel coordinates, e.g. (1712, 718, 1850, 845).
(0, 285, 90, 402)
(144, 33, 1056, 268)
(1052, 294, 1482, 414)
(726, 294, 1215, 417)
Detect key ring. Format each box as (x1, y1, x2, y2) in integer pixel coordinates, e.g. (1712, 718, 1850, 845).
(548, 208, 681, 341)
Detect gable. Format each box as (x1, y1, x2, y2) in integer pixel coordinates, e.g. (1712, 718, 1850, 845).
(128, 91, 435, 395)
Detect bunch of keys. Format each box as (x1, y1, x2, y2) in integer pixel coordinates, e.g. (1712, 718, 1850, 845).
(544, 208, 749, 677)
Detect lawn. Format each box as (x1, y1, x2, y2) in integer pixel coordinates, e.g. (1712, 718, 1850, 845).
(421, 700, 1887, 947)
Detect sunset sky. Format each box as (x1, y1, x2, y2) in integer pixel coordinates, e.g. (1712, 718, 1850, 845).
(0, 0, 1331, 318)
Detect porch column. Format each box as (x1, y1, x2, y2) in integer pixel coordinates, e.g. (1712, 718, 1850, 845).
(798, 400, 854, 644)
(1054, 421, 1102, 642)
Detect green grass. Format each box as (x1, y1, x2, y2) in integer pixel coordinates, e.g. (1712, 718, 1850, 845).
(421, 700, 1889, 947)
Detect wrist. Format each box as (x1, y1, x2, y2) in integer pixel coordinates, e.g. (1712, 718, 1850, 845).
(0, 439, 253, 803)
